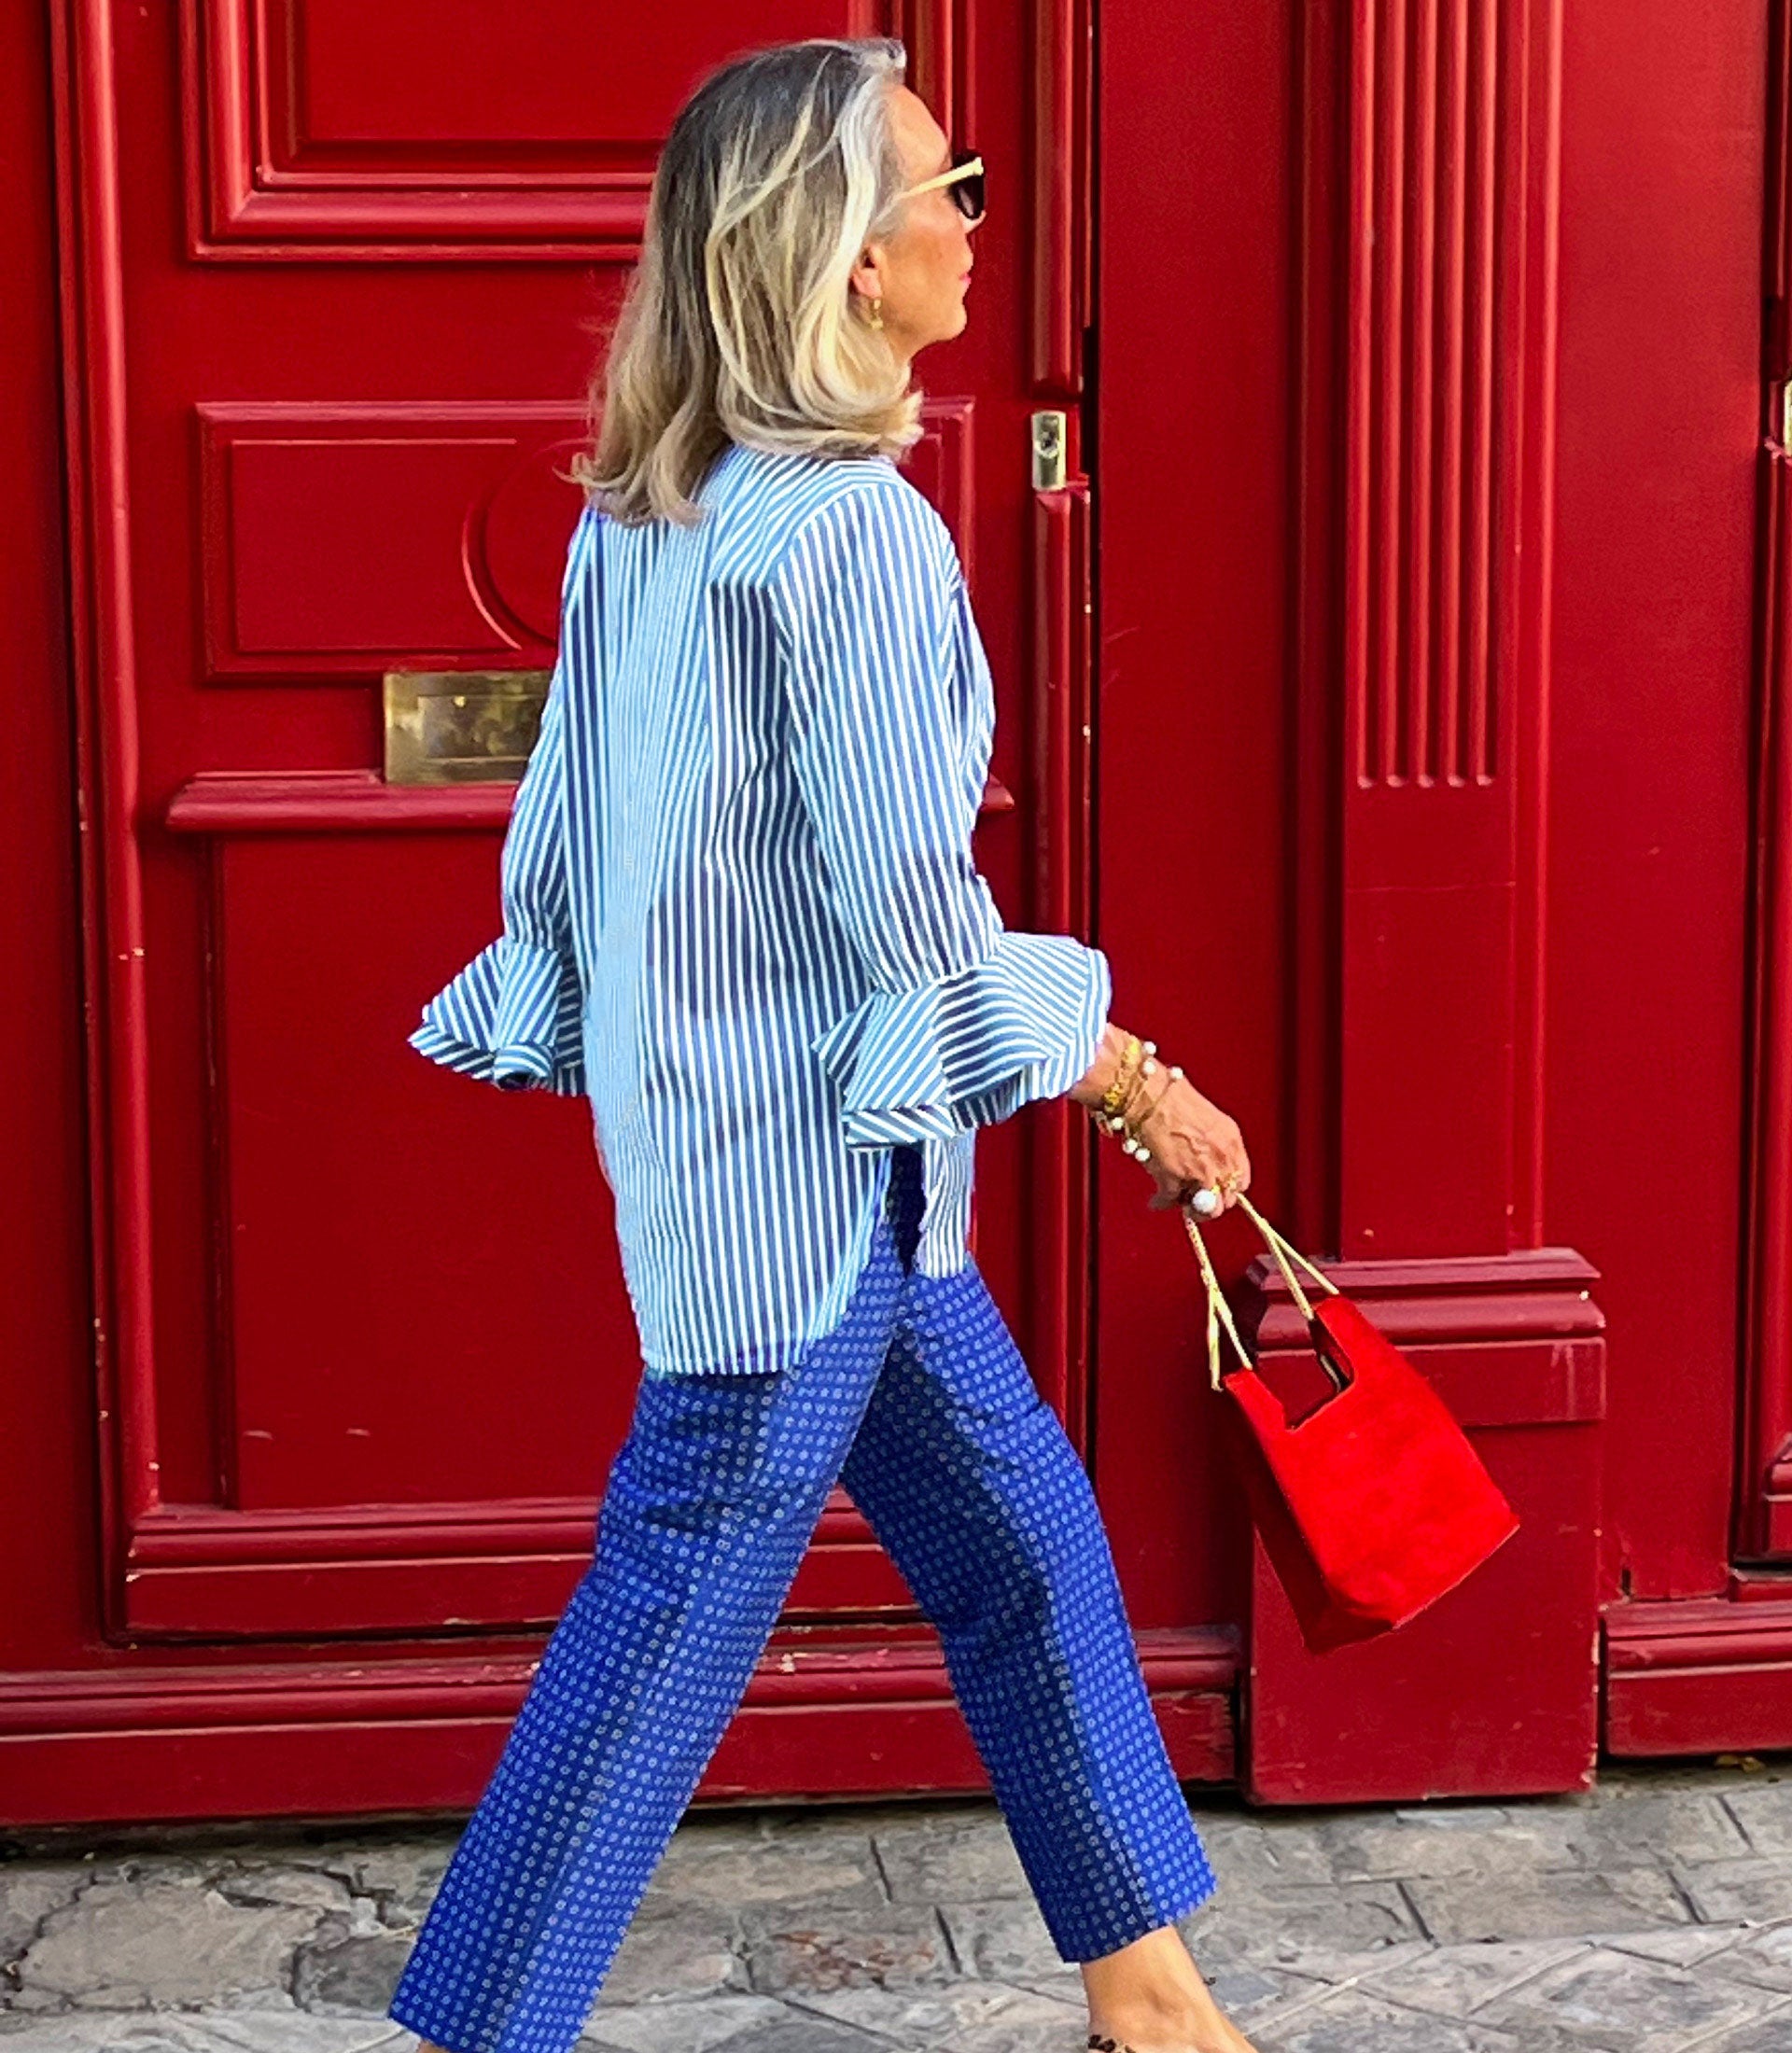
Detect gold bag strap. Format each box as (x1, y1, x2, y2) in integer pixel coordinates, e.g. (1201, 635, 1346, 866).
(1181, 1193, 1340, 1392)
(1232, 1192, 1339, 1317)
(1183, 1208, 1250, 1390)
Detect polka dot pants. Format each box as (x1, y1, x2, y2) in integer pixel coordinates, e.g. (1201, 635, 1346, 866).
(386, 1147, 1217, 2053)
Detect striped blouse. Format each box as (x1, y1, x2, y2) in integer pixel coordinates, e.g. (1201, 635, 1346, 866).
(408, 440, 1112, 1377)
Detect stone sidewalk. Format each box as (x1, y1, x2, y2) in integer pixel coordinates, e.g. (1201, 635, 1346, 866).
(7, 1759, 1792, 2051)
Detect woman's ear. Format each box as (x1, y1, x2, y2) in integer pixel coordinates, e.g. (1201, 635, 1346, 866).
(847, 247, 883, 306)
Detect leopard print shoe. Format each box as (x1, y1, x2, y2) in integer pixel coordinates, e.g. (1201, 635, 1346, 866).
(1087, 2036, 1134, 2053)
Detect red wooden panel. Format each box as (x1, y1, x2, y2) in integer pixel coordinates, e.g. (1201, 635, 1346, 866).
(0, 1629, 1236, 1826)
(1025, 484, 1094, 1422)
(32, 0, 1096, 1759)
(200, 401, 971, 678)
(1341, 874, 1515, 1257)
(0, 0, 97, 1683)
(186, 0, 951, 258)
(292, 0, 841, 151)
(199, 405, 585, 675)
(1031, 0, 1090, 392)
(1547, 0, 1761, 1605)
(1260, 0, 1598, 1798)
(1238, 1250, 1605, 1800)
(1747, 467, 1792, 1552)
(215, 831, 625, 1512)
(1336, 0, 1558, 1264)
(1605, 1599, 1792, 1757)
(116, 1491, 916, 1638)
(1741, 10, 1792, 1559)
(1094, 0, 1298, 1644)
(1249, 1422, 1602, 1803)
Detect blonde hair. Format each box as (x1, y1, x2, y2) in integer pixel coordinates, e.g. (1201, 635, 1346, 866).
(571, 37, 921, 526)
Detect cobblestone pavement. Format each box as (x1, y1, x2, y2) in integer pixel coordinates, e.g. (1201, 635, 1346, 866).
(9, 1759, 1792, 2051)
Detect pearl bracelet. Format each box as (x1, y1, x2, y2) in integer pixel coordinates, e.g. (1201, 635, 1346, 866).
(1089, 1039, 1184, 1161)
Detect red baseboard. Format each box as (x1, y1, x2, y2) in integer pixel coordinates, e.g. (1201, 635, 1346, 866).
(0, 1626, 1238, 1829)
(1604, 1592, 1792, 1756)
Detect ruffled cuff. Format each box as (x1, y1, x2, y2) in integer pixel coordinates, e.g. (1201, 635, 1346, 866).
(407, 935, 586, 1096)
(810, 933, 1111, 1149)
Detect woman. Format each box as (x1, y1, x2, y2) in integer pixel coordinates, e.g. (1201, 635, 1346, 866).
(388, 35, 1258, 2053)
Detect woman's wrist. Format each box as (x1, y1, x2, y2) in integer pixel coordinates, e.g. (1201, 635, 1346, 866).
(1067, 1021, 1133, 1110)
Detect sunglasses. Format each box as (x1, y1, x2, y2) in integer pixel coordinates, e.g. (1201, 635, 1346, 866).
(903, 149, 986, 224)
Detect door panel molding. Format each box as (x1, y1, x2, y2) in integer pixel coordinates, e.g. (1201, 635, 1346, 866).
(1031, 0, 1090, 390)
(54, 0, 160, 1623)
(1740, 0, 1792, 1560)
(120, 1493, 917, 1636)
(183, 0, 959, 260)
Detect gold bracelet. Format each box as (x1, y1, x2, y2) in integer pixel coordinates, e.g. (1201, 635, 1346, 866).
(1118, 1065, 1175, 1159)
(1090, 1044, 1188, 1161)
(1117, 1050, 1161, 1127)
(1100, 1033, 1142, 1119)
(1092, 1040, 1145, 1140)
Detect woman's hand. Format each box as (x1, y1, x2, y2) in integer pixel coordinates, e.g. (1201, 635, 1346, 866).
(1068, 1024, 1253, 1211)
(1132, 1070, 1253, 1212)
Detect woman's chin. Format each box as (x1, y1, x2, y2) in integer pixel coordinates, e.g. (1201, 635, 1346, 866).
(907, 308, 971, 360)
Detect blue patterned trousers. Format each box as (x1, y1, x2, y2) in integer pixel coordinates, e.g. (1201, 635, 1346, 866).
(387, 1147, 1217, 2053)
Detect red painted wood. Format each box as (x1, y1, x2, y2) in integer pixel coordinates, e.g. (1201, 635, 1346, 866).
(0, 1631, 1237, 1825)
(1030, 0, 1089, 393)
(1548, 0, 1760, 1608)
(1604, 1599, 1792, 1757)
(1741, 7, 1792, 1564)
(1, 0, 100, 1690)
(1094, 0, 1295, 1648)
(10, 0, 1130, 1816)
(1601, 0, 1792, 1667)
(1336, 0, 1559, 1266)
(117, 1496, 917, 1638)
(1100, 0, 1773, 1792)
(196, 404, 586, 674)
(162, 769, 1016, 833)
(1250, 1417, 1601, 1801)
(184, 0, 951, 258)
(11, 0, 1783, 1821)
(1238, 1255, 1604, 1800)
(1026, 484, 1095, 1426)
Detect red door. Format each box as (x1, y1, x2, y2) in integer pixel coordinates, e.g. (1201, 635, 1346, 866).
(1096, 0, 1767, 1800)
(29, 0, 1774, 1831)
(16, 0, 1131, 1820)
(1602, 0, 1792, 1755)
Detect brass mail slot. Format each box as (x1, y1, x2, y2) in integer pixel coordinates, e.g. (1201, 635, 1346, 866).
(383, 668, 553, 786)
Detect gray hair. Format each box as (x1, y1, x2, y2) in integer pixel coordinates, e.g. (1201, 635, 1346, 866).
(571, 37, 920, 526)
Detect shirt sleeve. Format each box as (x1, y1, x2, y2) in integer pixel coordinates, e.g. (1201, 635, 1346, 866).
(768, 472, 1111, 1150)
(406, 520, 591, 1096)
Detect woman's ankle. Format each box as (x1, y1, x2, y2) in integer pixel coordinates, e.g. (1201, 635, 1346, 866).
(1080, 1920, 1232, 2046)
(1088, 1986, 1222, 2031)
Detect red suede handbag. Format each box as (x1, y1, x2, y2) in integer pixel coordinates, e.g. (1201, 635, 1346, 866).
(1185, 1194, 1520, 1655)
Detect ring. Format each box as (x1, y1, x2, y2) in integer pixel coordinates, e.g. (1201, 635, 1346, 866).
(1188, 1186, 1222, 1218)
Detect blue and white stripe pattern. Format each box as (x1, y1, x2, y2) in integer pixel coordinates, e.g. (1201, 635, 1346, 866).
(409, 441, 1111, 1377)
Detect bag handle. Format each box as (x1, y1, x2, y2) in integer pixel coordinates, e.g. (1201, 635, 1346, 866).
(1182, 1207, 1251, 1390)
(1231, 1192, 1339, 1318)
(1181, 1194, 1340, 1391)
